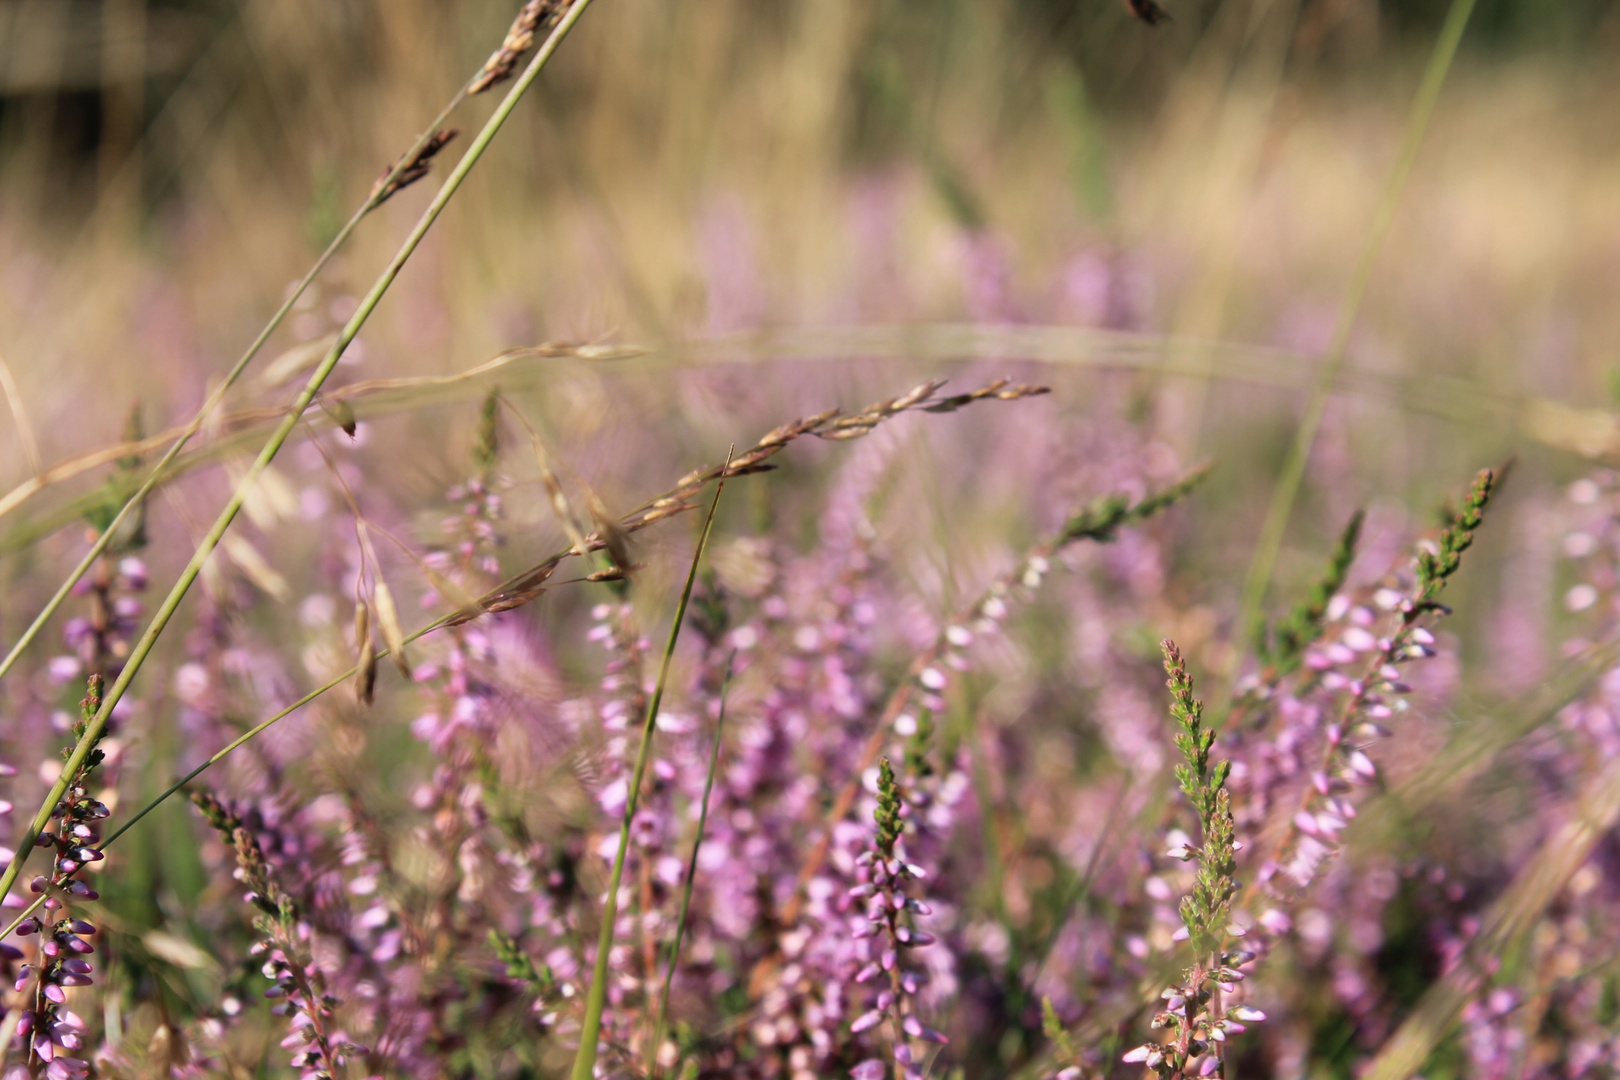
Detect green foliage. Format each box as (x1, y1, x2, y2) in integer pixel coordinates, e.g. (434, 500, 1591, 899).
(489, 930, 555, 997)
(905, 708, 937, 782)
(1416, 468, 1497, 606)
(875, 758, 905, 857)
(1061, 464, 1212, 545)
(474, 387, 502, 478)
(1042, 996, 1078, 1061)
(1162, 640, 1236, 960)
(63, 674, 108, 771)
(84, 404, 149, 553)
(1255, 508, 1364, 675)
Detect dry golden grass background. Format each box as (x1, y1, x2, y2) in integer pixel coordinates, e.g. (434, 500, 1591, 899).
(0, 0, 1618, 595)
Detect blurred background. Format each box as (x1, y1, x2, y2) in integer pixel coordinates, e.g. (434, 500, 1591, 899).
(1, 0, 1618, 533)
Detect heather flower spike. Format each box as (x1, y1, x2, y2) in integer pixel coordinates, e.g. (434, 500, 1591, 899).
(11, 676, 112, 1080)
(190, 792, 346, 1078)
(1416, 467, 1499, 606)
(648, 654, 734, 1078)
(1261, 467, 1500, 894)
(1164, 642, 1237, 959)
(1125, 642, 1254, 1079)
(852, 758, 946, 1080)
(1060, 463, 1212, 544)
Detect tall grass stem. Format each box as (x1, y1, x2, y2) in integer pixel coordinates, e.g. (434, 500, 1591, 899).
(571, 453, 730, 1080)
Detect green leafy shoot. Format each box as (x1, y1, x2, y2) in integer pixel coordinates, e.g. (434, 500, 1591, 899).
(1163, 639, 1236, 960)
(1042, 996, 1079, 1062)
(1254, 508, 1364, 677)
(1415, 467, 1498, 608)
(489, 930, 555, 998)
(1060, 464, 1212, 545)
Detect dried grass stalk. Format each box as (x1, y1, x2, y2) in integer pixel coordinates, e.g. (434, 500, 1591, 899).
(457, 378, 1049, 623)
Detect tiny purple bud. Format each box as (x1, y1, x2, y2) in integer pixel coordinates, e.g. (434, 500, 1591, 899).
(850, 1010, 884, 1034)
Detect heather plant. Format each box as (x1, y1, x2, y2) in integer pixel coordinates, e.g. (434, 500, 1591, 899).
(1, 2, 1619, 1080)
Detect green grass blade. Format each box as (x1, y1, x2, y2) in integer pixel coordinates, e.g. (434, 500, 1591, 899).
(572, 456, 730, 1080)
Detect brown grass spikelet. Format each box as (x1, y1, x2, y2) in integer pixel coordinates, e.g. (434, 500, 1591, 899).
(585, 487, 634, 575)
(469, 0, 567, 95)
(371, 129, 460, 206)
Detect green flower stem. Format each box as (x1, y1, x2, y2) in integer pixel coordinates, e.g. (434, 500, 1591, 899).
(0, 0, 596, 917)
(573, 464, 729, 1080)
(1230, 0, 1479, 684)
(0, 94, 467, 689)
